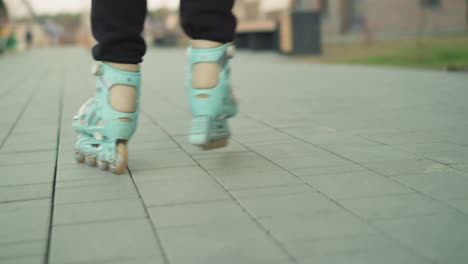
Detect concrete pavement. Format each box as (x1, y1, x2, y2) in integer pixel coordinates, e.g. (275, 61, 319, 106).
(1, 47, 468, 264)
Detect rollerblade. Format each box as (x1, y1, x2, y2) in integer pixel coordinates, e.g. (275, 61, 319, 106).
(187, 43, 238, 150)
(73, 63, 140, 174)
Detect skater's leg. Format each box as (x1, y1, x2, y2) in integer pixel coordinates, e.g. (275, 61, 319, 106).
(92, 0, 146, 113)
(73, 0, 147, 174)
(180, 0, 238, 150)
(180, 0, 236, 90)
(180, 0, 236, 44)
(92, 0, 147, 64)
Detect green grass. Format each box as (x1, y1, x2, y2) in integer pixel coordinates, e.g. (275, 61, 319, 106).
(346, 42, 468, 69)
(298, 36, 468, 70)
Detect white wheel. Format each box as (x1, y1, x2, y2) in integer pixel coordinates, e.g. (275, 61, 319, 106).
(75, 152, 85, 163)
(85, 156, 97, 167)
(97, 159, 109, 170)
(110, 143, 128, 175)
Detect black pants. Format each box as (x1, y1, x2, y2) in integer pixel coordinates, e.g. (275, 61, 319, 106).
(91, 0, 236, 64)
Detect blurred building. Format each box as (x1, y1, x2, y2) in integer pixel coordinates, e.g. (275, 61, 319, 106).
(235, 0, 468, 41)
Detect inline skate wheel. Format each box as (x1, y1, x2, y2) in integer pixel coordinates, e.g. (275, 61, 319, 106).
(202, 138, 229, 151)
(85, 156, 97, 167)
(75, 152, 85, 163)
(109, 143, 128, 175)
(97, 159, 109, 171)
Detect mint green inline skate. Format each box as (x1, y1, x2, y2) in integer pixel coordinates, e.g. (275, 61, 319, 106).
(187, 43, 238, 150)
(72, 63, 140, 174)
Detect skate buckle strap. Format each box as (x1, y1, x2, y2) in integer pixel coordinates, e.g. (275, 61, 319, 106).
(189, 43, 235, 67)
(97, 63, 141, 88)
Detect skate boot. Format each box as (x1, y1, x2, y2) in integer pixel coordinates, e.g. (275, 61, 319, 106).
(73, 63, 140, 174)
(187, 43, 238, 150)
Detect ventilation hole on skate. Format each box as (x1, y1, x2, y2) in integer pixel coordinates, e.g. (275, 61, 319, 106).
(119, 118, 133, 123)
(196, 94, 210, 99)
(218, 125, 224, 129)
(91, 144, 100, 148)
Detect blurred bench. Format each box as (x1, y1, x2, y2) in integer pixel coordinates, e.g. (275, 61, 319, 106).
(235, 20, 277, 51)
(234, 3, 321, 55)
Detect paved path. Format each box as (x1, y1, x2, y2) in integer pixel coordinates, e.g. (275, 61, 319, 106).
(1, 47, 468, 264)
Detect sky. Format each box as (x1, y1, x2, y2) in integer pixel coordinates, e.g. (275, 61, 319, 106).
(5, 0, 179, 17)
(5, 0, 288, 18)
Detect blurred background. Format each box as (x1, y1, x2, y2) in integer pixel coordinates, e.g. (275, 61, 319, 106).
(1, 0, 467, 69)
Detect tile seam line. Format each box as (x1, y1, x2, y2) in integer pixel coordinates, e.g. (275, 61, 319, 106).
(243, 113, 467, 214)
(0, 68, 47, 150)
(236, 113, 441, 263)
(52, 216, 149, 228)
(44, 65, 66, 264)
(0, 63, 38, 101)
(142, 110, 300, 264)
(126, 166, 171, 264)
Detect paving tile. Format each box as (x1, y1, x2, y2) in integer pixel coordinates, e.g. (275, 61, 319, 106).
(54, 199, 147, 225)
(302, 171, 413, 200)
(148, 200, 251, 228)
(0, 184, 52, 203)
(131, 166, 207, 182)
(292, 132, 382, 147)
(300, 247, 431, 264)
(233, 132, 293, 145)
(196, 152, 274, 169)
(55, 175, 133, 189)
(444, 199, 468, 214)
(54, 180, 138, 204)
(420, 149, 468, 164)
(178, 139, 249, 155)
(50, 219, 161, 264)
(393, 171, 468, 200)
(450, 163, 468, 172)
(230, 184, 312, 198)
(136, 173, 230, 207)
(158, 223, 290, 264)
(55, 165, 129, 182)
(0, 256, 43, 264)
(239, 192, 342, 218)
(330, 146, 420, 163)
(374, 214, 468, 264)
(362, 159, 454, 176)
(340, 193, 455, 221)
(249, 142, 326, 159)
(129, 149, 196, 171)
(191, 150, 253, 161)
(356, 131, 441, 145)
(96, 256, 165, 264)
(0, 150, 55, 166)
(272, 155, 354, 170)
(214, 169, 302, 190)
(396, 142, 468, 155)
(206, 162, 283, 177)
(0, 199, 50, 244)
(0, 163, 54, 186)
(290, 164, 367, 177)
(1, 140, 56, 153)
(284, 234, 399, 259)
(260, 212, 378, 242)
(0, 240, 46, 259)
(128, 139, 178, 152)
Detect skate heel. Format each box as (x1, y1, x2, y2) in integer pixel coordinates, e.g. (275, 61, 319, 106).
(189, 116, 230, 149)
(72, 63, 141, 174)
(189, 116, 211, 145)
(187, 43, 238, 150)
